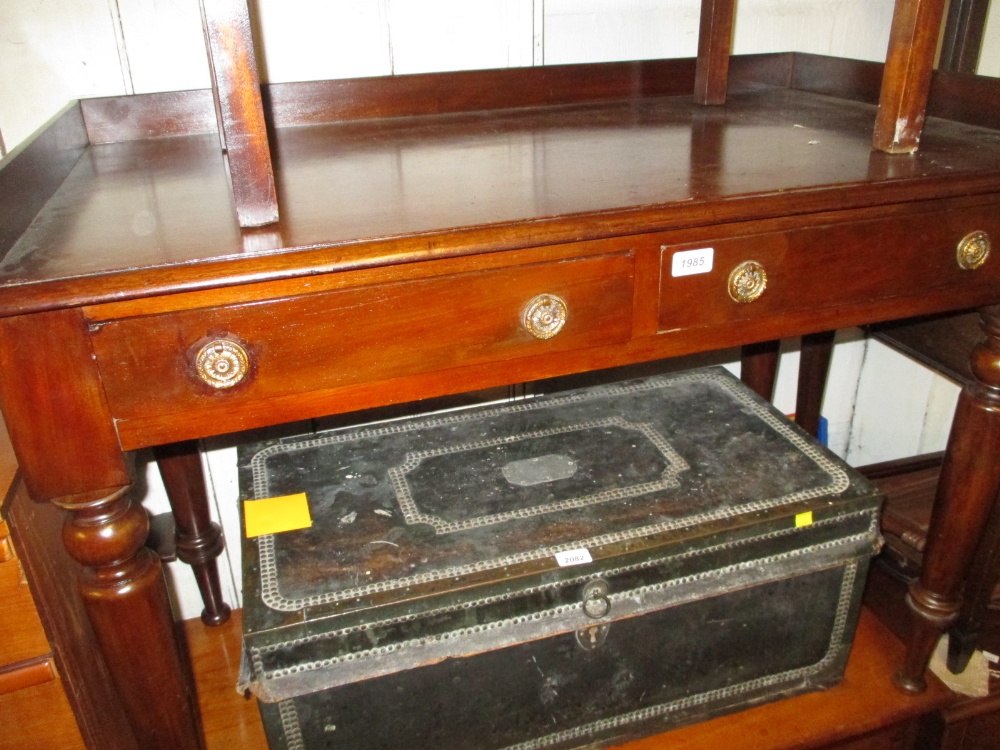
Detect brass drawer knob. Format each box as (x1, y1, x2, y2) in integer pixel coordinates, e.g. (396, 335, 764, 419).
(957, 230, 991, 270)
(523, 294, 568, 340)
(194, 339, 250, 389)
(728, 260, 768, 303)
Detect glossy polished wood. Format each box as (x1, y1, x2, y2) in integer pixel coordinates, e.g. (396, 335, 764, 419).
(90, 251, 634, 446)
(198, 0, 277, 228)
(873, 0, 948, 153)
(0, 309, 128, 500)
(694, 0, 736, 105)
(7, 82, 1000, 317)
(4, 53, 1000, 749)
(153, 442, 231, 627)
(897, 306, 1000, 692)
(870, 312, 1000, 674)
(5, 478, 137, 750)
(0, 527, 49, 667)
(0, 103, 87, 260)
(0, 668, 87, 750)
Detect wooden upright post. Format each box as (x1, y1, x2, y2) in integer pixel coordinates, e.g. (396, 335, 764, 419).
(199, 0, 278, 228)
(694, 0, 737, 105)
(873, 0, 948, 154)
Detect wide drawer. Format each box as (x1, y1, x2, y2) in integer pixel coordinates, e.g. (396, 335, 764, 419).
(91, 252, 634, 424)
(658, 204, 1000, 332)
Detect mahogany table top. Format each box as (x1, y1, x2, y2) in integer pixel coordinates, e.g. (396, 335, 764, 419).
(3, 55, 1000, 317)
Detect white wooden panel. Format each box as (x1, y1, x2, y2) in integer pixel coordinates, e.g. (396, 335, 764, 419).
(0, 0, 125, 151)
(543, 0, 894, 66)
(543, 0, 701, 64)
(729, 330, 866, 460)
(115, 0, 210, 94)
(732, 0, 895, 61)
(202, 442, 244, 612)
(846, 340, 937, 466)
(772, 341, 800, 416)
(387, 0, 534, 74)
(979, 0, 1000, 78)
(918, 375, 959, 455)
(254, 0, 391, 83)
(819, 329, 868, 459)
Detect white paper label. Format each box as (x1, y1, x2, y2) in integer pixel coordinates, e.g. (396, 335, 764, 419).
(671, 247, 714, 277)
(555, 548, 593, 567)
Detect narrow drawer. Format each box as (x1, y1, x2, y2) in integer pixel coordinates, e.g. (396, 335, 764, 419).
(92, 252, 634, 425)
(658, 204, 1000, 332)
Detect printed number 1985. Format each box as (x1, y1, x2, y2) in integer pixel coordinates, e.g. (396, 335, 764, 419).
(670, 247, 714, 277)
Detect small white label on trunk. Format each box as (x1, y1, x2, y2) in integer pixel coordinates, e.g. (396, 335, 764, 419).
(555, 548, 593, 567)
(671, 247, 714, 277)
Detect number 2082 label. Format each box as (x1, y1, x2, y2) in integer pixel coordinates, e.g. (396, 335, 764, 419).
(670, 247, 714, 277)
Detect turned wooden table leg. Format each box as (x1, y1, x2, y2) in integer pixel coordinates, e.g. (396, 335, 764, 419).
(896, 305, 1000, 692)
(154, 441, 231, 626)
(57, 485, 204, 749)
(0, 308, 206, 748)
(741, 340, 781, 401)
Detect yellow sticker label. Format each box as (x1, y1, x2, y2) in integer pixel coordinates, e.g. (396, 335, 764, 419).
(795, 511, 814, 528)
(244, 493, 312, 538)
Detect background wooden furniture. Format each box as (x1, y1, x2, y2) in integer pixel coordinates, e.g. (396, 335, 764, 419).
(768, 0, 1000, 680)
(868, 314, 1000, 673)
(863, 452, 1000, 750)
(0, 422, 87, 750)
(3, 1, 1000, 747)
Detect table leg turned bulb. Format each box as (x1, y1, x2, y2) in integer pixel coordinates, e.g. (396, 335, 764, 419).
(57, 485, 205, 750)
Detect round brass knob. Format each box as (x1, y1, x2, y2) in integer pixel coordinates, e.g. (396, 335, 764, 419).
(194, 339, 250, 389)
(522, 294, 568, 340)
(728, 260, 768, 303)
(957, 230, 991, 270)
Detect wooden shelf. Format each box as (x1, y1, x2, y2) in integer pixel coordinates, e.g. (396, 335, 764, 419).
(185, 607, 953, 750)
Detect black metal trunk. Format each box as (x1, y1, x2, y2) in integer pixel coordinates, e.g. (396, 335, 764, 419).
(238, 368, 881, 750)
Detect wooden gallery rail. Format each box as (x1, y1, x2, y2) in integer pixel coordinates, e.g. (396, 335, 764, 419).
(2, 0, 1000, 748)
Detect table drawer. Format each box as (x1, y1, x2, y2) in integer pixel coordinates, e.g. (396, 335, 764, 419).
(92, 252, 634, 424)
(658, 205, 1000, 332)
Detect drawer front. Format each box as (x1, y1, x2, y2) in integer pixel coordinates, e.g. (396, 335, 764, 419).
(658, 205, 1000, 332)
(0, 520, 51, 668)
(92, 252, 634, 423)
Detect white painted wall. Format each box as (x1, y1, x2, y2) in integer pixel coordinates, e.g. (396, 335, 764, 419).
(0, 0, 992, 619)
